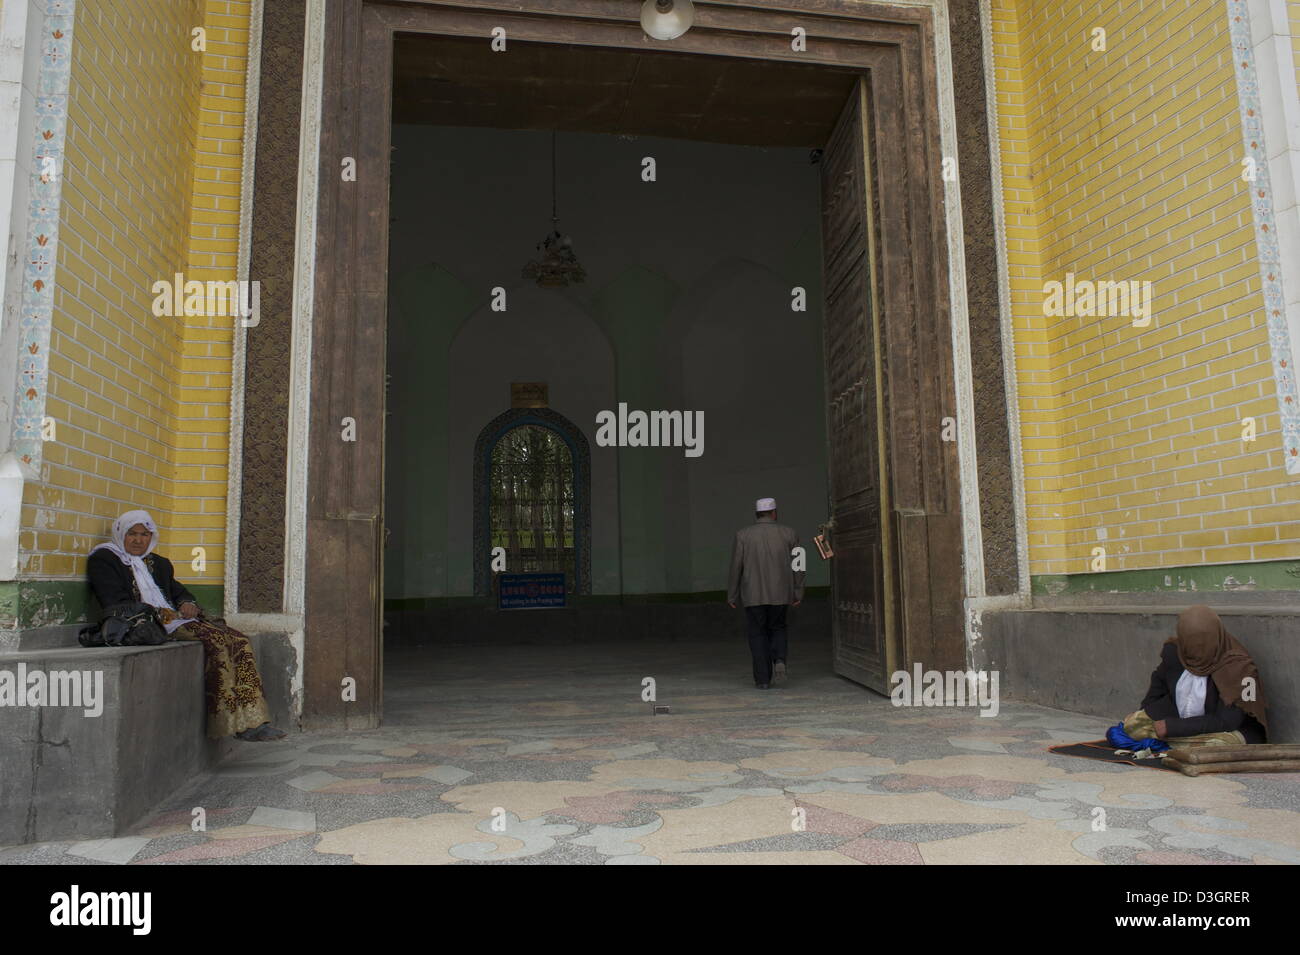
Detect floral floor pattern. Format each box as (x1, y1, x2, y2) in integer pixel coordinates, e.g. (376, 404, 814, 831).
(3, 638, 1297, 865)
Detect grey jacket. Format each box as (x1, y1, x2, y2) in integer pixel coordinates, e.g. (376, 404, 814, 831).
(727, 516, 805, 607)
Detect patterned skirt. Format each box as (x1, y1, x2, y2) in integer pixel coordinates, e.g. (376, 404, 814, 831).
(172, 619, 271, 739)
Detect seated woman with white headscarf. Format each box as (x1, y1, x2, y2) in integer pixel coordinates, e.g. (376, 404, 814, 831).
(87, 509, 287, 742)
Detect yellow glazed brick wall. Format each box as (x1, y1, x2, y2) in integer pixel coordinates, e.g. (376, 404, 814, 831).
(21, 0, 250, 586)
(23, 0, 202, 580)
(994, 0, 1300, 578)
(172, 0, 253, 584)
(990, 0, 1068, 571)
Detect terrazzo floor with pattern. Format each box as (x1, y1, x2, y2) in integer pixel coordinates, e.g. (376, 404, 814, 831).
(4, 635, 1299, 865)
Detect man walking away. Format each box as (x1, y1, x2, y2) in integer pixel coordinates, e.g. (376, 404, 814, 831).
(727, 497, 805, 689)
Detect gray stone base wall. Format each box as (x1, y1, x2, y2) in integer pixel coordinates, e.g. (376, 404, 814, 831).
(0, 642, 227, 846)
(0, 627, 296, 847)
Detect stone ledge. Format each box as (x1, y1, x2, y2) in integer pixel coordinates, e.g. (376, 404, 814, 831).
(3, 623, 84, 652)
(0, 627, 298, 847)
(0, 642, 227, 847)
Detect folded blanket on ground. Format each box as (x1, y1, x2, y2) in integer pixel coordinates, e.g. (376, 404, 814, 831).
(1164, 743, 1300, 775)
(1167, 743, 1300, 764)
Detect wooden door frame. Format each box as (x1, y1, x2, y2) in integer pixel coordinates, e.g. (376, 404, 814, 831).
(303, 0, 964, 728)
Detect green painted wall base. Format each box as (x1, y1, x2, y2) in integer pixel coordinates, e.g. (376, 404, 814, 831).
(0, 580, 224, 631)
(1032, 559, 1300, 597)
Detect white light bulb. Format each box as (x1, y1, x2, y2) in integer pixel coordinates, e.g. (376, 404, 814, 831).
(641, 0, 694, 41)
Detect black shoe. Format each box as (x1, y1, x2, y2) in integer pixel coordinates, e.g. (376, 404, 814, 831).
(236, 722, 287, 742)
(756, 683, 769, 689)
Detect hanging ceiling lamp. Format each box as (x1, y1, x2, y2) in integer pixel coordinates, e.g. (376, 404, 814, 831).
(523, 131, 586, 289)
(641, 0, 694, 40)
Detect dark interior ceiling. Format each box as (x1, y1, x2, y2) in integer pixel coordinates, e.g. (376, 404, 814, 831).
(392, 33, 861, 147)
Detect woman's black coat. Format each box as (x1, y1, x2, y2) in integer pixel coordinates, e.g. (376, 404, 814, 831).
(87, 549, 197, 614)
(1141, 642, 1266, 743)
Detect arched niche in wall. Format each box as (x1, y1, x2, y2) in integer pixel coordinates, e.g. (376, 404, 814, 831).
(472, 407, 592, 597)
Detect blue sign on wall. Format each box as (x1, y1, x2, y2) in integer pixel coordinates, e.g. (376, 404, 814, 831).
(498, 572, 567, 610)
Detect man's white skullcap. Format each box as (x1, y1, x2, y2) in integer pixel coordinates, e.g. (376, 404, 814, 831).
(756, 497, 777, 511)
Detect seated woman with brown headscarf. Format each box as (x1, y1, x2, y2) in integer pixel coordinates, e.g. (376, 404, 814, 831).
(1122, 605, 1268, 746)
(87, 509, 287, 742)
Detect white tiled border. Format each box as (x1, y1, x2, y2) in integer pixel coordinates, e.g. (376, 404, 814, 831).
(6, 0, 74, 475)
(0, 0, 46, 581)
(1236, 0, 1300, 473)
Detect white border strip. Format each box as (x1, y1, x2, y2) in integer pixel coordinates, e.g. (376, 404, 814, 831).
(1239, 0, 1300, 474)
(933, 0, 985, 605)
(284, 0, 327, 615)
(0, 0, 44, 583)
(981, 0, 1030, 597)
(8, 0, 75, 474)
(224, 0, 265, 616)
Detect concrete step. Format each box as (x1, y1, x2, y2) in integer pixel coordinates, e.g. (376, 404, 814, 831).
(0, 641, 228, 846)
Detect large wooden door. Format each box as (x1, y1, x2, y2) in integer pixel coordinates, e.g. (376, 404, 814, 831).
(819, 78, 895, 693)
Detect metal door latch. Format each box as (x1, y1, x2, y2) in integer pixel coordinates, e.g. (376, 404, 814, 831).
(815, 519, 835, 559)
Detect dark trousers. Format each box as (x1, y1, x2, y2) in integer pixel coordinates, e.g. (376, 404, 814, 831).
(744, 604, 788, 685)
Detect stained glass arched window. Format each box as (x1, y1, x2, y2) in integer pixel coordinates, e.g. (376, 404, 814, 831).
(473, 408, 591, 597)
(489, 424, 575, 586)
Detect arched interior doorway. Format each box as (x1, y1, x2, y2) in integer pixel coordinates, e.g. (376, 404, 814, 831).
(473, 408, 592, 596)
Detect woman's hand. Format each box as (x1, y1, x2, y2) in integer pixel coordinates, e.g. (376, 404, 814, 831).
(1153, 719, 1168, 739)
(179, 601, 200, 619)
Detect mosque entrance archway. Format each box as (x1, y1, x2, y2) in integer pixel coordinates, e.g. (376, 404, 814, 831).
(300, 0, 966, 729)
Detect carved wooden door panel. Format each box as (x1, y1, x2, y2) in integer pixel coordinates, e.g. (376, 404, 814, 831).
(819, 78, 895, 693)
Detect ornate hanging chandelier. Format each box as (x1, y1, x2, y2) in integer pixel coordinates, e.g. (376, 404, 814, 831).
(523, 131, 586, 288)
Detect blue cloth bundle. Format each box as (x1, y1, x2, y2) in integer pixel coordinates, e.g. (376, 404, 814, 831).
(1105, 722, 1170, 753)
